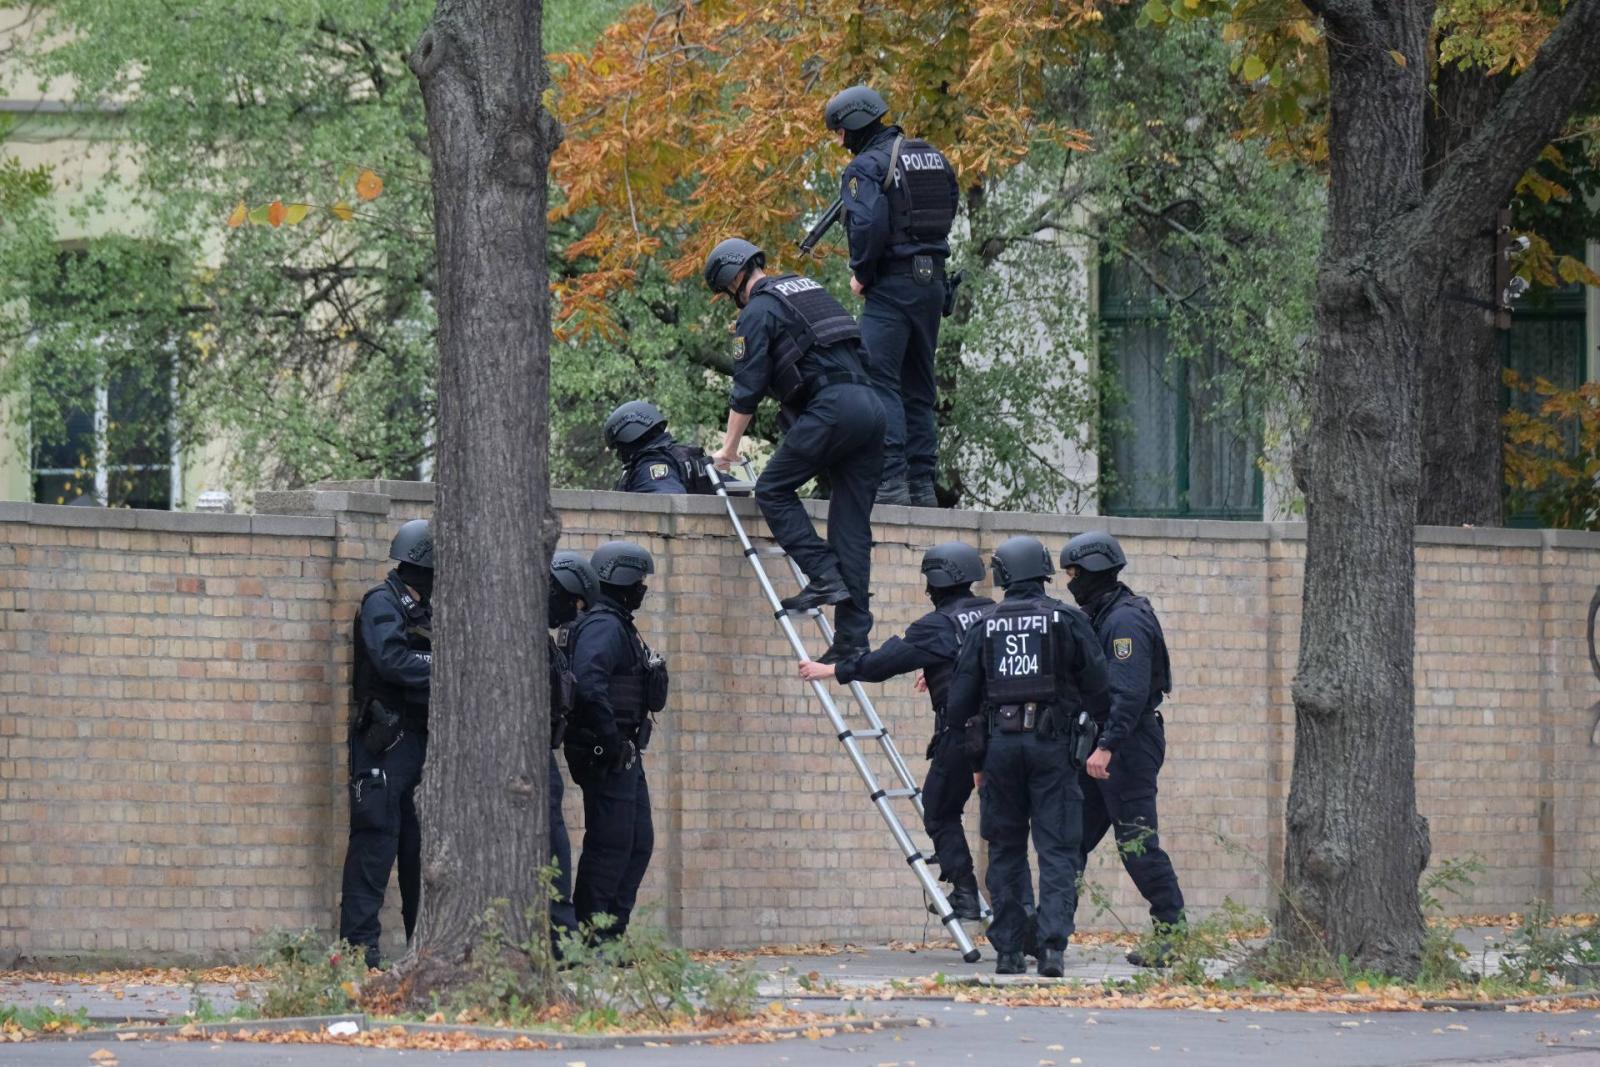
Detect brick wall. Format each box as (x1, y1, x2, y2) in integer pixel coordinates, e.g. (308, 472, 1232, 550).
(2, 483, 1597, 964)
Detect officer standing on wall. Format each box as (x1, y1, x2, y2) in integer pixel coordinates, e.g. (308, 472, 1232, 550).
(945, 536, 1108, 976)
(798, 542, 992, 919)
(603, 400, 690, 495)
(825, 84, 959, 508)
(703, 237, 886, 663)
(340, 519, 434, 969)
(1062, 531, 1185, 967)
(562, 540, 667, 939)
(547, 549, 600, 950)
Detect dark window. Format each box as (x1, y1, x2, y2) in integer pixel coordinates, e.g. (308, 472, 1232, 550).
(1502, 277, 1588, 526)
(1098, 255, 1262, 519)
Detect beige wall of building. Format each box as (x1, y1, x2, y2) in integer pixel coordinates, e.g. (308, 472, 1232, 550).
(1, 486, 1597, 964)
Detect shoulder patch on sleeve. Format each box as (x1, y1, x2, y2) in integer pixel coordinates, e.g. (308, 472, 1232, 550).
(1112, 637, 1133, 660)
(848, 175, 859, 200)
(649, 463, 670, 480)
(733, 334, 746, 360)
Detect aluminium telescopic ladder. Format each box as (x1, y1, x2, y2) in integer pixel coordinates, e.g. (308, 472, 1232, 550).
(708, 460, 983, 963)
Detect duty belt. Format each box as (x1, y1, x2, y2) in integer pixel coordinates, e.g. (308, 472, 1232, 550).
(880, 256, 946, 277)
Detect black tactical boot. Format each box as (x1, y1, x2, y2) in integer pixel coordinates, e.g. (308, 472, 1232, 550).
(1126, 941, 1177, 968)
(817, 638, 868, 665)
(874, 479, 911, 506)
(780, 575, 852, 613)
(908, 478, 939, 508)
(995, 951, 1027, 975)
(945, 876, 982, 922)
(1037, 948, 1065, 979)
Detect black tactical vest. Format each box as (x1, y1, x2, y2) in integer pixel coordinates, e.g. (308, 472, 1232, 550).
(923, 595, 995, 720)
(350, 580, 432, 731)
(1095, 591, 1174, 702)
(885, 137, 957, 247)
(980, 596, 1061, 707)
(755, 274, 863, 408)
(567, 605, 650, 725)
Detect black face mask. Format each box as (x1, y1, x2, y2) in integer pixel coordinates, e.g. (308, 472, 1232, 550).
(602, 581, 647, 613)
(548, 587, 578, 629)
(1067, 569, 1118, 607)
(844, 119, 884, 155)
(398, 563, 434, 603)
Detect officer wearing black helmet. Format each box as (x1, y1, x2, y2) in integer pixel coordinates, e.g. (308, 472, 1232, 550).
(1062, 531, 1185, 967)
(340, 519, 435, 968)
(703, 236, 886, 664)
(945, 536, 1108, 977)
(562, 540, 667, 938)
(604, 400, 690, 495)
(824, 84, 959, 509)
(799, 542, 992, 918)
(546, 549, 599, 949)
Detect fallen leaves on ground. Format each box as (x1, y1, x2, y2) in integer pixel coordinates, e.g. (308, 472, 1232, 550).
(691, 942, 848, 962)
(0, 965, 271, 987)
(147, 1007, 899, 1051)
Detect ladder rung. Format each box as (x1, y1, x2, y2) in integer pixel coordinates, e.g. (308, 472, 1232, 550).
(838, 727, 885, 741)
(743, 546, 789, 558)
(717, 479, 757, 493)
(871, 787, 920, 800)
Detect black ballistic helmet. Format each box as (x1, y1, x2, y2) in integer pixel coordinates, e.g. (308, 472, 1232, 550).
(825, 85, 889, 131)
(591, 540, 655, 587)
(990, 536, 1053, 587)
(388, 519, 435, 570)
(921, 541, 985, 589)
(703, 237, 765, 295)
(552, 550, 600, 604)
(604, 400, 668, 451)
(1061, 531, 1127, 573)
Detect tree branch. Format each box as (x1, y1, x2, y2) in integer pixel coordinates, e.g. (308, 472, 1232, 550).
(1409, 0, 1600, 268)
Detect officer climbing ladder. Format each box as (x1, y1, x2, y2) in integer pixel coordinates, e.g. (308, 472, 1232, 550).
(707, 458, 983, 963)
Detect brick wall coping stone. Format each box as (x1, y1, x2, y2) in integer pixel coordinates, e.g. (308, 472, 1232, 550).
(0, 499, 336, 536)
(4, 485, 1596, 552)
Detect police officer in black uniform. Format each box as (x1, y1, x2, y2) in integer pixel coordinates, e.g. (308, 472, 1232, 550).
(1062, 531, 1185, 966)
(562, 540, 667, 938)
(825, 85, 959, 508)
(703, 237, 886, 663)
(946, 536, 1108, 976)
(799, 542, 992, 919)
(604, 400, 690, 495)
(340, 519, 434, 968)
(547, 549, 600, 949)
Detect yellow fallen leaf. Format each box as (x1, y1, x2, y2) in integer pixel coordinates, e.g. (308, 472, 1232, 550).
(1047, 1046, 1064, 1052)
(89, 1052, 119, 1064)
(330, 200, 355, 221)
(1447, 1024, 1469, 1032)
(1388, 49, 1407, 68)
(227, 201, 247, 228)
(115, 1033, 138, 1042)
(176, 1023, 201, 1038)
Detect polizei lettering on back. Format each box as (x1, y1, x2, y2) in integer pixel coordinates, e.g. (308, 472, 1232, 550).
(953, 608, 985, 632)
(985, 613, 1050, 637)
(773, 277, 824, 297)
(899, 151, 947, 171)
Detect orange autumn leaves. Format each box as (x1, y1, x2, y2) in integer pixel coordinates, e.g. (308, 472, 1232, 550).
(548, 0, 1104, 329)
(226, 167, 383, 229)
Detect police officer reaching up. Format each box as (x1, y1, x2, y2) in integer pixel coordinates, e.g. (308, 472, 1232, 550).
(1062, 532, 1185, 967)
(562, 540, 668, 939)
(603, 400, 690, 495)
(945, 537, 1109, 977)
(704, 237, 886, 663)
(340, 519, 434, 969)
(825, 85, 960, 509)
(799, 542, 992, 920)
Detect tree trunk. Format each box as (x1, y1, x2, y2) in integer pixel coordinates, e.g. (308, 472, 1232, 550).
(399, 0, 561, 996)
(1418, 67, 1506, 528)
(1281, 0, 1600, 976)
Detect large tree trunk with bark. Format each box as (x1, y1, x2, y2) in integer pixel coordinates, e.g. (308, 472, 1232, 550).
(1418, 68, 1507, 528)
(398, 0, 561, 997)
(1282, 0, 1600, 976)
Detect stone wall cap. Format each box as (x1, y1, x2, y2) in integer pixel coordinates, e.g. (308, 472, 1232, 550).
(1541, 528, 1600, 550)
(254, 489, 390, 516)
(315, 479, 436, 503)
(252, 514, 338, 538)
(132, 510, 257, 534)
